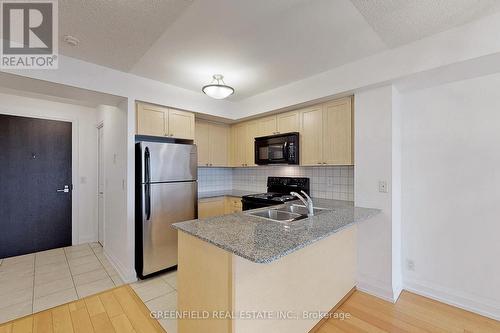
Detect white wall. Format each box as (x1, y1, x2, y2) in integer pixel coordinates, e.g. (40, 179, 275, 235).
(354, 85, 402, 302)
(96, 104, 135, 282)
(0, 91, 98, 244)
(401, 73, 500, 319)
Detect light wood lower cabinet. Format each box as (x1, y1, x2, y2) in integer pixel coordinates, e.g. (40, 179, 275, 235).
(195, 120, 229, 167)
(136, 102, 195, 140)
(198, 196, 242, 218)
(198, 197, 226, 218)
(224, 196, 242, 214)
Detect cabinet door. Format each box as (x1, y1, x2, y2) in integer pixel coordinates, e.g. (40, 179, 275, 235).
(195, 121, 210, 166)
(245, 121, 260, 166)
(323, 98, 353, 165)
(258, 116, 277, 137)
(277, 111, 299, 134)
(168, 109, 195, 140)
(209, 123, 229, 167)
(300, 105, 324, 165)
(136, 103, 167, 136)
(231, 123, 246, 167)
(198, 197, 225, 218)
(224, 197, 242, 214)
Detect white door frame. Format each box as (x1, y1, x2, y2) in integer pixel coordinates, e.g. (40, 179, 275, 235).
(97, 121, 105, 246)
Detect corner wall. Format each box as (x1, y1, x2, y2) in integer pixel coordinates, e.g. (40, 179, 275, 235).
(401, 73, 500, 320)
(96, 103, 135, 282)
(354, 85, 402, 302)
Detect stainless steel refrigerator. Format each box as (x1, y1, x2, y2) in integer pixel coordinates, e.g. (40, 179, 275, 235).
(135, 141, 197, 279)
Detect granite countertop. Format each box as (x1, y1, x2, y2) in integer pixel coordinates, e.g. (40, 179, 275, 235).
(173, 198, 380, 264)
(198, 189, 254, 199)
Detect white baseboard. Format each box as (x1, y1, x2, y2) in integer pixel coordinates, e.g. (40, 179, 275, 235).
(77, 235, 97, 245)
(404, 277, 500, 321)
(104, 250, 137, 284)
(357, 274, 398, 303)
(393, 283, 403, 302)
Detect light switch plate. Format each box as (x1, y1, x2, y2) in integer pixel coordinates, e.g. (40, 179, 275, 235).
(378, 180, 388, 193)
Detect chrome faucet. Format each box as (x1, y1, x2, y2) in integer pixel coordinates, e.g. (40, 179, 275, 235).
(290, 191, 314, 217)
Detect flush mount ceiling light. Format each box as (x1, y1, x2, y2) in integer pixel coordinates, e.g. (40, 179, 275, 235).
(202, 74, 234, 99)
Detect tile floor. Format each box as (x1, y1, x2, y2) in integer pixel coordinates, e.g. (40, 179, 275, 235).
(0, 242, 124, 324)
(131, 270, 178, 333)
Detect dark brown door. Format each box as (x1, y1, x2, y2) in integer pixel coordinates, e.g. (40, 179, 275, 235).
(0, 114, 72, 258)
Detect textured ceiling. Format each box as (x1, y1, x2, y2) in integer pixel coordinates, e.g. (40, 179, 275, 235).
(58, 0, 193, 71)
(130, 0, 386, 100)
(56, 0, 500, 100)
(350, 0, 500, 47)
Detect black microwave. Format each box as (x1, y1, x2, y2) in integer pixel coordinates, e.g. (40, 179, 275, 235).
(254, 132, 299, 165)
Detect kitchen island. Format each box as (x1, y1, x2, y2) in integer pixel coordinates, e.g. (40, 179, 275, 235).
(172, 199, 379, 333)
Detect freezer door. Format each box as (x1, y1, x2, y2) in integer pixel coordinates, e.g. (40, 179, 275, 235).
(142, 181, 197, 276)
(140, 142, 197, 183)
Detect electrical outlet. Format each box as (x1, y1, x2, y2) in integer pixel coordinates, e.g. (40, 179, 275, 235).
(378, 180, 388, 193)
(406, 259, 415, 271)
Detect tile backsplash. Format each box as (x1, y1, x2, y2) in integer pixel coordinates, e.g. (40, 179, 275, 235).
(198, 167, 233, 192)
(199, 166, 354, 201)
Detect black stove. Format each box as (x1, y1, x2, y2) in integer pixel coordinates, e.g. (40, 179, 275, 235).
(241, 177, 310, 210)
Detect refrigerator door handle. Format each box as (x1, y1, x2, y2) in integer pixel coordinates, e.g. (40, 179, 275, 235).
(144, 147, 151, 220)
(144, 147, 151, 183)
(145, 184, 151, 220)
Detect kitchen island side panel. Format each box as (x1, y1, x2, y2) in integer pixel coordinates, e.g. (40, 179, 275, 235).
(232, 225, 357, 333)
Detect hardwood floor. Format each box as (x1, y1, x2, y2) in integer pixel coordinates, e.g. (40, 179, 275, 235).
(0, 285, 165, 333)
(2, 283, 499, 333)
(316, 290, 500, 333)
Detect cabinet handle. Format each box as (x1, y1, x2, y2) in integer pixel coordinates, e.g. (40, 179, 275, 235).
(317, 162, 322, 164)
(170, 133, 174, 137)
(206, 163, 209, 166)
(210, 163, 213, 166)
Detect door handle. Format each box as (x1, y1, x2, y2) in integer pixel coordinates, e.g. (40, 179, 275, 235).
(57, 185, 70, 193)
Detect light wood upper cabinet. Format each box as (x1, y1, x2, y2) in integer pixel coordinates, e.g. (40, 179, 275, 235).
(168, 109, 195, 140)
(136, 103, 168, 137)
(195, 120, 229, 167)
(195, 121, 210, 166)
(277, 111, 300, 134)
(245, 121, 259, 167)
(323, 98, 353, 165)
(300, 97, 353, 166)
(254, 111, 299, 137)
(136, 102, 195, 140)
(230, 121, 259, 167)
(230, 123, 247, 167)
(257, 116, 278, 137)
(300, 105, 324, 166)
(209, 123, 229, 166)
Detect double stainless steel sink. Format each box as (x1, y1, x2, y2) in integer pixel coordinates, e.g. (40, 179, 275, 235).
(248, 204, 331, 223)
